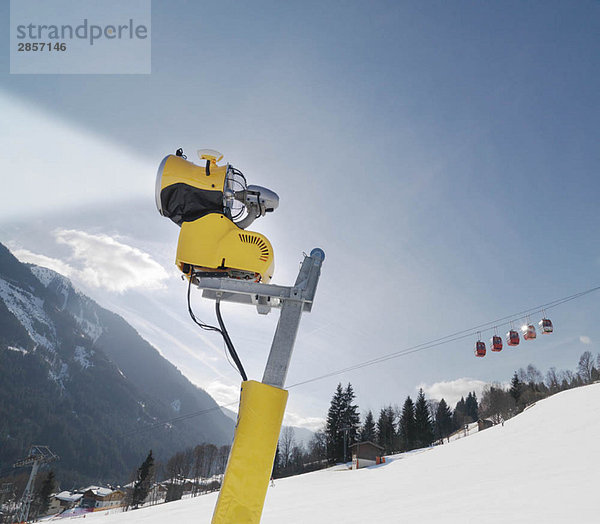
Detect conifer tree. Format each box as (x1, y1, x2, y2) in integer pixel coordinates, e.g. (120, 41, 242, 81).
(414, 389, 434, 448)
(325, 383, 361, 462)
(434, 399, 453, 443)
(360, 410, 377, 442)
(272, 445, 282, 478)
(37, 470, 55, 516)
(398, 396, 416, 451)
(509, 372, 524, 412)
(325, 383, 346, 463)
(342, 383, 361, 458)
(376, 406, 397, 454)
(132, 450, 154, 508)
(453, 397, 467, 430)
(465, 391, 479, 422)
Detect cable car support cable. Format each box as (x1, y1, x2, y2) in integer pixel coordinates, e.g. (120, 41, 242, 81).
(121, 283, 600, 438)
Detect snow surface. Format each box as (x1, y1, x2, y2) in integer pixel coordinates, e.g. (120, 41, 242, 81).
(7, 345, 28, 354)
(73, 346, 94, 369)
(61, 384, 600, 523)
(29, 265, 61, 288)
(29, 264, 105, 342)
(0, 277, 56, 349)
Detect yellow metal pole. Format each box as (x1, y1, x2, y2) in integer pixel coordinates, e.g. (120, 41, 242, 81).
(212, 380, 288, 524)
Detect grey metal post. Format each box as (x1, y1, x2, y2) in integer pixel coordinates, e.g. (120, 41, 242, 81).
(262, 248, 325, 388)
(13, 445, 59, 523)
(194, 247, 325, 387)
(15, 459, 40, 523)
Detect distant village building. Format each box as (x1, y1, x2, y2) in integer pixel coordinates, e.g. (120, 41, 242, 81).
(350, 441, 385, 470)
(145, 483, 168, 504)
(48, 491, 83, 515)
(80, 486, 125, 510)
(478, 418, 494, 432)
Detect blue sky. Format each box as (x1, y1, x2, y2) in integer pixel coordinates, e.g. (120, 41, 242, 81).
(1, 1, 599, 430)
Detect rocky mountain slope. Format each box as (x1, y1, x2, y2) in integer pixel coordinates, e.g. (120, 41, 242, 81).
(0, 242, 234, 485)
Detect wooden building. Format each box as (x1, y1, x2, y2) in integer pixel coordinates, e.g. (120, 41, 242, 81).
(350, 441, 385, 470)
(477, 418, 494, 431)
(80, 486, 125, 510)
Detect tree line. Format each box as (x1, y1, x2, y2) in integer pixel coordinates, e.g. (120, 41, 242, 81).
(272, 384, 479, 479)
(479, 350, 600, 424)
(274, 350, 600, 479)
(124, 442, 232, 509)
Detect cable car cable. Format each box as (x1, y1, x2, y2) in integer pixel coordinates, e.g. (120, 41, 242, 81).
(286, 284, 600, 389)
(121, 283, 600, 438)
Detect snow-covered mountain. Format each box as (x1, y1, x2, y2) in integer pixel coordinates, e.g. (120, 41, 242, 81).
(80, 383, 600, 523)
(0, 242, 234, 485)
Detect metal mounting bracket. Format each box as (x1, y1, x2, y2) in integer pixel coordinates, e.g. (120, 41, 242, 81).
(194, 248, 325, 388)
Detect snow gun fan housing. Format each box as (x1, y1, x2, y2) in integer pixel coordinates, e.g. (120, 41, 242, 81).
(156, 149, 278, 283)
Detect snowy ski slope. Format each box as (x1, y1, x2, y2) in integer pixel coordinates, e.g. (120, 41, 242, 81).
(80, 383, 600, 523)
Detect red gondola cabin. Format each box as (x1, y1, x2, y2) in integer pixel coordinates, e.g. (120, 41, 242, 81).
(523, 324, 536, 340)
(475, 341, 486, 357)
(490, 335, 503, 352)
(539, 318, 553, 334)
(507, 330, 520, 346)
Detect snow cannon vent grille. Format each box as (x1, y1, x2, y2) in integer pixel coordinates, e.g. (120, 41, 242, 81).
(239, 233, 270, 262)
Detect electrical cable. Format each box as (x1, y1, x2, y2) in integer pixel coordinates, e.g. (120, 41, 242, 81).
(119, 283, 600, 438)
(186, 274, 221, 334)
(187, 273, 247, 381)
(215, 300, 248, 381)
(119, 401, 239, 438)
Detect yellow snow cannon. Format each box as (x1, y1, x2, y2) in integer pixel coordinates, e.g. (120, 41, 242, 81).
(156, 149, 278, 283)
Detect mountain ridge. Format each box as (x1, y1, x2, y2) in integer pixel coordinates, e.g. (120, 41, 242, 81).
(0, 242, 234, 485)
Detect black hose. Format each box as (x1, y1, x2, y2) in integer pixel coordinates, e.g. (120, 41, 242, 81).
(215, 300, 248, 381)
(186, 275, 247, 381)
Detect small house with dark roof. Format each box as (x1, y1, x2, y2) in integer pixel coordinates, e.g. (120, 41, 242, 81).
(350, 441, 385, 469)
(477, 418, 494, 432)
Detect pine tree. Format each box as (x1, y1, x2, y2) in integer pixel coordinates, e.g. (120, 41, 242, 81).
(398, 396, 416, 451)
(360, 410, 377, 442)
(465, 391, 479, 422)
(132, 450, 154, 508)
(434, 399, 453, 442)
(37, 470, 55, 516)
(414, 389, 434, 448)
(272, 445, 282, 478)
(509, 372, 524, 412)
(453, 396, 467, 430)
(325, 383, 346, 464)
(376, 406, 397, 454)
(341, 383, 361, 459)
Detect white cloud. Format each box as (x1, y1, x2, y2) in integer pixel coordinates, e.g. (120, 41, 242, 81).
(580, 335, 592, 345)
(205, 381, 324, 431)
(283, 411, 325, 432)
(54, 229, 168, 293)
(205, 381, 242, 408)
(419, 377, 487, 408)
(12, 248, 75, 278)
